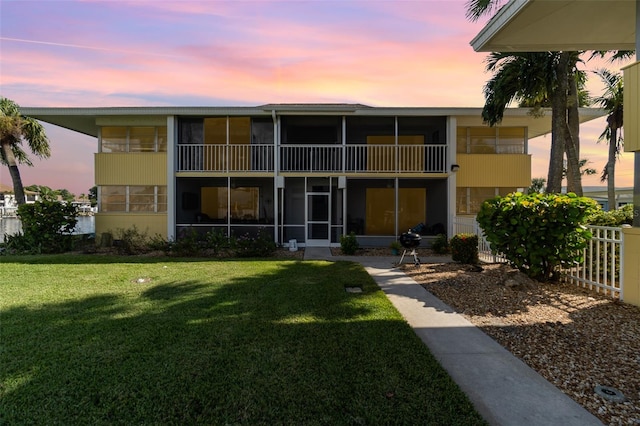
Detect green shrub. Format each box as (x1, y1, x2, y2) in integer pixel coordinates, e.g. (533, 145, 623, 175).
(340, 232, 360, 255)
(477, 192, 597, 282)
(148, 233, 171, 252)
(587, 204, 633, 226)
(450, 233, 478, 264)
(169, 228, 203, 256)
(232, 228, 277, 258)
(431, 233, 449, 254)
(113, 226, 151, 255)
(4, 200, 78, 254)
(204, 228, 231, 255)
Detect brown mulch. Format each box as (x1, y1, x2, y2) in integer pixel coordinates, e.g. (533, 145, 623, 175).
(404, 262, 640, 426)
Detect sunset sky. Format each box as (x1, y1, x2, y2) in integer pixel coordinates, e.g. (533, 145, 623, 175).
(0, 0, 634, 196)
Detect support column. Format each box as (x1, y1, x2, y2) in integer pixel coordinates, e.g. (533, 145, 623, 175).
(634, 0, 640, 227)
(447, 116, 457, 238)
(621, 0, 640, 307)
(622, 227, 640, 306)
(166, 115, 176, 241)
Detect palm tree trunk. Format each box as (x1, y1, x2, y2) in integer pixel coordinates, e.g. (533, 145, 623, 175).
(564, 123, 582, 195)
(547, 53, 570, 193)
(1, 141, 26, 205)
(565, 68, 583, 196)
(607, 126, 618, 210)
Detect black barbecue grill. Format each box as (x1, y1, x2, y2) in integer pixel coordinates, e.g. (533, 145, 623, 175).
(397, 224, 424, 266)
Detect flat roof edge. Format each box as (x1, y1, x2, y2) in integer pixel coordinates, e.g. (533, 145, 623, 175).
(470, 0, 530, 52)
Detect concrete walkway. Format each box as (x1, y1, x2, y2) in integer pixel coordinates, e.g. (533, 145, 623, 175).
(303, 247, 602, 426)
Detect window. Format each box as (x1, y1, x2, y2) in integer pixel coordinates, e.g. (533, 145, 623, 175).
(157, 186, 167, 212)
(101, 127, 127, 153)
(456, 187, 517, 214)
(100, 186, 126, 212)
(200, 186, 260, 222)
(457, 127, 525, 154)
(496, 127, 526, 153)
(100, 126, 168, 152)
(99, 186, 167, 213)
(129, 186, 156, 212)
(129, 127, 156, 152)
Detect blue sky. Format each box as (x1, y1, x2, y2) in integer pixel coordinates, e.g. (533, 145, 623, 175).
(0, 0, 633, 195)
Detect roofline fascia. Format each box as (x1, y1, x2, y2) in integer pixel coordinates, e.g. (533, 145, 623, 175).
(470, 0, 530, 52)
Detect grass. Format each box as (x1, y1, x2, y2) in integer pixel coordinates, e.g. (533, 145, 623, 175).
(0, 255, 486, 425)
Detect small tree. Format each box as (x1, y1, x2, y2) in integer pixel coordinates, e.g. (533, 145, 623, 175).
(5, 199, 78, 254)
(527, 177, 546, 194)
(477, 192, 597, 282)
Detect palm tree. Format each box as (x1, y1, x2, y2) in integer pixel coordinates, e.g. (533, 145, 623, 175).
(592, 69, 624, 210)
(466, 1, 585, 195)
(479, 51, 586, 194)
(0, 97, 51, 205)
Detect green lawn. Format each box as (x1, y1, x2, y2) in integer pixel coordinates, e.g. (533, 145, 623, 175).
(0, 255, 486, 425)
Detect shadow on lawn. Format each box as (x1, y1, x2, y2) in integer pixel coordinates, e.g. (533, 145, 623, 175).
(0, 260, 485, 425)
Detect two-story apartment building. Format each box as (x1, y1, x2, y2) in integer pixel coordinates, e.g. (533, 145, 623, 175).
(23, 104, 602, 248)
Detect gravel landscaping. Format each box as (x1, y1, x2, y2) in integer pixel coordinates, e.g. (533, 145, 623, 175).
(404, 262, 640, 426)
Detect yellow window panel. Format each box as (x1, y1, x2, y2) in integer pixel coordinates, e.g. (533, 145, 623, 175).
(204, 118, 227, 171)
(398, 188, 426, 232)
(365, 188, 395, 235)
(367, 136, 395, 172)
(230, 117, 251, 170)
(201, 187, 227, 220)
(204, 118, 226, 144)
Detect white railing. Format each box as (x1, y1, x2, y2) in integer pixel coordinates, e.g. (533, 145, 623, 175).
(453, 217, 624, 299)
(177, 144, 274, 172)
(176, 143, 448, 173)
(563, 225, 623, 299)
(344, 144, 447, 173)
(280, 145, 343, 172)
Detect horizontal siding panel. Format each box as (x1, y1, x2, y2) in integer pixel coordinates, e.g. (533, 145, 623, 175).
(456, 154, 531, 187)
(623, 61, 640, 152)
(96, 213, 168, 240)
(95, 153, 167, 185)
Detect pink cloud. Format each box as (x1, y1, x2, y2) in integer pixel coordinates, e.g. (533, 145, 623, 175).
(1, 0, 633, 193)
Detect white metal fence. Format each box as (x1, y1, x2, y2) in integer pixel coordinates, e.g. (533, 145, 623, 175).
(563, 225, 623, 299)
(452, 217, 624, 299)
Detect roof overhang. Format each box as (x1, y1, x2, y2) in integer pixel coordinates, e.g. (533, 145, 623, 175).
(20, 105, 605, 140)
(471, 0, 637, 52)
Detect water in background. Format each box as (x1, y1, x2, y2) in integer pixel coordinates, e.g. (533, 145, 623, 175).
(0, 216, 95, 241)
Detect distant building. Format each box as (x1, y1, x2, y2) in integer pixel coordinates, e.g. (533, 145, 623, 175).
(0, 183, 40, 217)
(582, 187, 633, 211)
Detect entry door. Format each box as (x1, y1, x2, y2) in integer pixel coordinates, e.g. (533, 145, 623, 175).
(306, 193, 330, 246)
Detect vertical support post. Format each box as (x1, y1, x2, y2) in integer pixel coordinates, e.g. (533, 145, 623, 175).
(272, 110, 280, 245)
(166, 115, 176, 241)
(447, 116, 457, 238)
(634, 0, 640, 226)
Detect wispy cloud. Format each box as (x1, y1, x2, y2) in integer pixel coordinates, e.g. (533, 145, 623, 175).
(0, 37, 186, 58)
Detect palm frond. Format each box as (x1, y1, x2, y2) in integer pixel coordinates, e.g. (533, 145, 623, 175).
(465, 0, 506, 22)
(21, 117, 51, 159)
